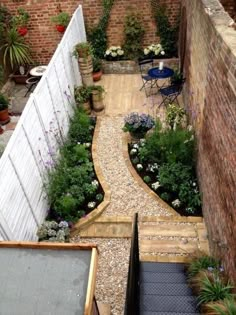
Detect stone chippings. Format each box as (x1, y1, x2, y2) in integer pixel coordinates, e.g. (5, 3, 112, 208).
(72, 237, 131, 315)
(96, 115, 171, 217)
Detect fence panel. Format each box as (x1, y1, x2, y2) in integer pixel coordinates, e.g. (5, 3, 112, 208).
(0, 5, 86, 240)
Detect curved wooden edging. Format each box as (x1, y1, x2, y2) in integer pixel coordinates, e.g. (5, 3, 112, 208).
(71, 117, 111, 236)
(122, 133, 180, 217)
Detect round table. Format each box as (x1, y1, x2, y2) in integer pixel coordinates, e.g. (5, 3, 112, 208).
(148, 66, 174, 79)
(30, 65, 47, 77)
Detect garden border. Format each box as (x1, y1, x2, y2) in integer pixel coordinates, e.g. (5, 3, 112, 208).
(71, 117, 111, 235)
(122, 132, 180, 217)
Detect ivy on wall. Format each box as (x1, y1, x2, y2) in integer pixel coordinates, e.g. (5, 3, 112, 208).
(87, 0, 115, 59)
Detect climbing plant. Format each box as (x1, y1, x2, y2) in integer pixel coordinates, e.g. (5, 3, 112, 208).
(123, 11, 145, 60)
(87, 0, 115, 59)
(152, 1, 180, 57)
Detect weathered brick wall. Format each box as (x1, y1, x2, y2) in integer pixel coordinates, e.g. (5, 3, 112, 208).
(1, 0, 180, 63)
(182, 0, 236, 283)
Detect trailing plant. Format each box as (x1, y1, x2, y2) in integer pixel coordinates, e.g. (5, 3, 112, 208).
(51, 12, 70, 27)
(0, 28, 32, 69)
(87, 0, 115, 59)
(11, 8, 30, 28)
(123, 11, 145, 60)
(0, 93, 9, 111)
(153, 1, 179, 57)
(198, 273, 234, 305)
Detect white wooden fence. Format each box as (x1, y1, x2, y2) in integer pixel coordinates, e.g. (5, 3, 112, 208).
(0, 6, 86, 240)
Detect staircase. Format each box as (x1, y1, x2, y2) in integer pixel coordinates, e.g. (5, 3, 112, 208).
(139, 262, 200, 314)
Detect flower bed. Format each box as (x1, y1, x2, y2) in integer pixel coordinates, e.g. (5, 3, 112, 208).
(126, 107, 202, 216)
(37, 108, 104, 241)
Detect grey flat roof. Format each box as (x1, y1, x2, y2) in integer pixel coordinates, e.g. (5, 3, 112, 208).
(0, 247, 92, 315)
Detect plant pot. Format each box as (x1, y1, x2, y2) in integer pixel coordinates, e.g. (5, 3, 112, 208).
(77, 47, 91, 59)
(56, 25, 66, 33)
(11, 70, 29, 84)
(91, 90, 104, 112)
(129, 130, 147, 140)
(92, 70, 102, 82)
(0, 109, 10, 125)
(77, 100, 91, 114)
(17, 27, 28, 36)
(78, 56, 93, 87)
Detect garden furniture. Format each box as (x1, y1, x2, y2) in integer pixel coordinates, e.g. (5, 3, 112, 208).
(24, 65, 47, 97)
(138, 59, 158, 97)
(148, 66, 174, 89)
(158, 78, 186, 107)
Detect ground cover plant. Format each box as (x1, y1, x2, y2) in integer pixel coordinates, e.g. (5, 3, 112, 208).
(127, 105, 202, 216)
(38, 108, 104, 241)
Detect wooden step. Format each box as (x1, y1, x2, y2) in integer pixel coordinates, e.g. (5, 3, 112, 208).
(139, 223, 197, 238)
(140, 239, 198, 254)
(80, 221, 132, 238)
(140, 254, 192, 263)
(140, 215, 203, 223)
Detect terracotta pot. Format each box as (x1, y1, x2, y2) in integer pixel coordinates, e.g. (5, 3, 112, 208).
(92, 70, 102, 82)
(91, 90, 104, 112)
(0, 109, 10, 125)
(17, 27, 28, 36)
(56, 25, 66, 33)
(78, 56, 93, 86)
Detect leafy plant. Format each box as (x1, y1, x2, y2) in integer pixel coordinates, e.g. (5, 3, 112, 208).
(0, 6, 11, 42)
(153, 1, 179, 57)
(198, 273, 234, 305)
(74, 42, 93, 58)
(123, 11, 145, 60)
(166, 103, 186, 129)
(0, 28, 32, 69)
(11, 8, 30, 28)
(0, 93, 9, 111)
(209, 298, 236, 314)
(51, 12, 70, 27)
(37, 220, 70, 242)
(187, 254, 220, 278)
(68, 108, 93, 144)
(171, 68, 184, 84)
(87, 0, 115, 59)
(123, 112, 155, 136)
(74, 86, 92, 104)
(92, 57, 102, 72)
(104, 46, 124, 61)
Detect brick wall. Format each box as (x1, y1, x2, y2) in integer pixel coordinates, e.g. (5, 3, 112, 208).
(1, 0, 180, 63)
(182, 0, 236, 283)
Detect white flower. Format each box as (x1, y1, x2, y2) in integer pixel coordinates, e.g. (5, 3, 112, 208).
(148, 163, 159, 172)
(161, 50, 165, 55)
(111, 52, 117, 57)
(105, 50, 110, 55)
(91, 180, 99, 187)
(187, 125, 193, 131)
(136, 164, 143, 170)
(84, 142, 91, 148)
(192, 182, 196, 187)
(172, 199, 181, 207)
(133, 143, 139, 149)
(186, 207, 194, 214)
(58, 221, 69, 228)
(151, 181, 161, 190)
(144, 48, 150, 55)
(88, 201, 96, 209)
(140, 138, 146, 146)
(130, 148, 137, 155)
(117, 49, 124, 56)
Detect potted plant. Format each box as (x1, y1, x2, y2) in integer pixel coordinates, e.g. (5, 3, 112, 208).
(92, 57, 102, 82)
(91, 85, 105, 112)
(171, 69, 184, 85)
(74, 85, 92, 114)
(0, 93, 10, 124)
(74, 42, 93, 59)
(51, 12, 70, 33)
(104, 46, 124, 61)
(0, 28, 32, 83)
(11, 8, 30, 36)
(74, 42, 93, 86)
(123, 112, 155, 140)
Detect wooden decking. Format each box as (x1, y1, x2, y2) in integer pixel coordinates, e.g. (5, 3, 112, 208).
(98, 74, 164, 116)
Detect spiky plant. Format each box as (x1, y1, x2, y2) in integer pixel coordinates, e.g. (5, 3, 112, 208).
(187, 253, 220, 278)
(208, 298, 236, 315)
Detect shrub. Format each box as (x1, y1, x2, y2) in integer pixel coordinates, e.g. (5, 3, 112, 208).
(68, 108, 93, 143)
(166, 103, 186, 129)
(187, 254, 220, 278)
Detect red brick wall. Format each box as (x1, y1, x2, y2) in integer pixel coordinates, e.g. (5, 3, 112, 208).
(182, 0, 236, 283)
(1, 0, 180, 63)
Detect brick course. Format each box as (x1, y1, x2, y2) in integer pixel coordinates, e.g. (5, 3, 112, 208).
(1, 0, 180, 63)
(182, 0, 236, 283)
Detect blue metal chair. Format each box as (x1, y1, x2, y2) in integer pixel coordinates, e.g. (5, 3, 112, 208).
(138, 59, 158, 97)
(158, 78, 186, 107)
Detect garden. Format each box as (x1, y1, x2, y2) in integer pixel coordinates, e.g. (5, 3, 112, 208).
(124, 104, 202, 216)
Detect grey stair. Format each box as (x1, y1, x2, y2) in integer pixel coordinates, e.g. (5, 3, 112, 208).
(139, 295, 198, 313)
(140, 271, 187, 284)
(140, 282, 193, 296)
(141, 262, 185, 273)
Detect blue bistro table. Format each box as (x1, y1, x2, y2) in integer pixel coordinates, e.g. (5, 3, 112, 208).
(148, 66, 174, 88)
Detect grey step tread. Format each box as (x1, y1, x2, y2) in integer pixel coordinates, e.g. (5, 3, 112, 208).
(140, 262, 186, 273)
(139, 295, 199, 313)
(140, 312, 200, 315)
(140, 282, 193, 296)
(140, 271, 187, 283)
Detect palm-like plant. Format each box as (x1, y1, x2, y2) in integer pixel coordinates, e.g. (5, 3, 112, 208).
(0, 28, 32, 69)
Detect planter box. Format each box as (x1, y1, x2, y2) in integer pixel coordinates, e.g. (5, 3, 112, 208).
(102, 58, 179, 74)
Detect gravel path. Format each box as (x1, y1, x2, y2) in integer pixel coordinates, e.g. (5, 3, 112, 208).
(97, 115, 171, 217)
(73, 115, 172, 315)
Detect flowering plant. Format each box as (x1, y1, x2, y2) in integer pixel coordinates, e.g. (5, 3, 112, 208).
(105, 46, 124, 60)
(143, 43, 165, 58)
(123, 112, 155, 138)
(37, 220, 70, 242)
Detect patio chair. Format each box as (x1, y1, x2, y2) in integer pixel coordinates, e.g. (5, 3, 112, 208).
(158, 78, 186, 107)
(138, 59, 158, 97)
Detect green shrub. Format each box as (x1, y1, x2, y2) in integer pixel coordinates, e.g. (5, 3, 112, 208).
(198, 274, 233, 305)
(144, 175, 151, 183)
(187, 255, 220, 278)
(166, 103, 186, 129)
(68, 108, 92, 143)
(61, 143, 89, 166)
